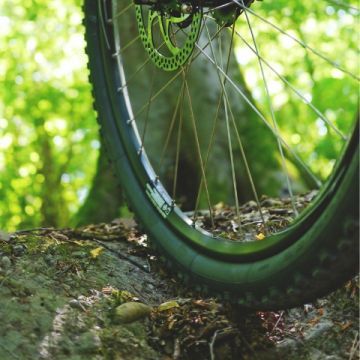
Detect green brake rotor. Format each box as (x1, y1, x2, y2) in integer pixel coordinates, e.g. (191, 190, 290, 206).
(135, 5, 202, 71)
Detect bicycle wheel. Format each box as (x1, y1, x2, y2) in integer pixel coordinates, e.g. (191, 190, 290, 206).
(83, 0, 359, 309)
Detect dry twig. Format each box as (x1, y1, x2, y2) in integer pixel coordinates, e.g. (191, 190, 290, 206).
(349, 332, 359, 360)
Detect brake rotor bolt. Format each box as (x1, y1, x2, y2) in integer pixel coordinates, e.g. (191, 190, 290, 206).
(181, 3, 193, 14)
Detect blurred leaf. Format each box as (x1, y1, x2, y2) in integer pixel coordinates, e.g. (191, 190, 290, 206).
(158, 300, 180, 312)
(90, 246, 104, 259)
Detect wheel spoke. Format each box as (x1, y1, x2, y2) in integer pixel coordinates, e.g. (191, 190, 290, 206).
(184, 78, 214, 226)
(239, 0, 298, 215)
(159, 81, 186, 169)
(132, 72, 182, 122)
(113, 2, 134, 20)
(223, 88, 243, 230)
(114, 35, 141, 56)
(203, 2, 236, 14)
(139, 68, 157, 152)
(172, 80, 186, 199)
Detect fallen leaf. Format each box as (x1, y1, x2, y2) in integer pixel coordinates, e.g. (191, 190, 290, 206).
(90, 247, 104, 259)
(308, 316, 321, 326)
(168, 319, 177, 330)
(193, 300, 208, 308)
(339, 321, 352, 331)
(256, 233, 266, 240)
(214, 202, 225, 210)
(158, 300, 180, 312)
(102, 286, 114, 294)
(317, 308, 324, 316)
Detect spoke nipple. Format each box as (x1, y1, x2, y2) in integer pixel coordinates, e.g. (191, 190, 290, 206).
(126, 119, 134, 125)
(107, 18, 113, 24)
(137, 146, 143, 155)
(154, 176, 159, 184)
(112, 51, 119, 58)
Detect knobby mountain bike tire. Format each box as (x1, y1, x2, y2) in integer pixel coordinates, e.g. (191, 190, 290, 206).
(83, 0, 359, 309)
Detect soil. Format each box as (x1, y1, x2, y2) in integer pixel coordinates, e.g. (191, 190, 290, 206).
(0, 216, 358, 360)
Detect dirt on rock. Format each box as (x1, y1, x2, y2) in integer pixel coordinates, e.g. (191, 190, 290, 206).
(0, 219, 358, 360)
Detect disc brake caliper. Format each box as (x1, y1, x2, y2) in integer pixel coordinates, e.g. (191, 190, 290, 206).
(135, 4, 202, 71)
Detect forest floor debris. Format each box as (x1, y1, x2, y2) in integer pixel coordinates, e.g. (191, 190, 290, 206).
(195, 191, 318, 241)
(0, 216, 358, 359)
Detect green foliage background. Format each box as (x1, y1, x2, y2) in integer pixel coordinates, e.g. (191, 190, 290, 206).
(0, 0, 357, 231)
(0, 0, 98, 230)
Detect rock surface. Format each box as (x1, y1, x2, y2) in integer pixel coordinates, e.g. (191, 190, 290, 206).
(0, 221, 358, 359)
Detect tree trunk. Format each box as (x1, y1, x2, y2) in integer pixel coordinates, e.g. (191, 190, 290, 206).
(75, 142, 124, 226)
(35, 120, 69, 228)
